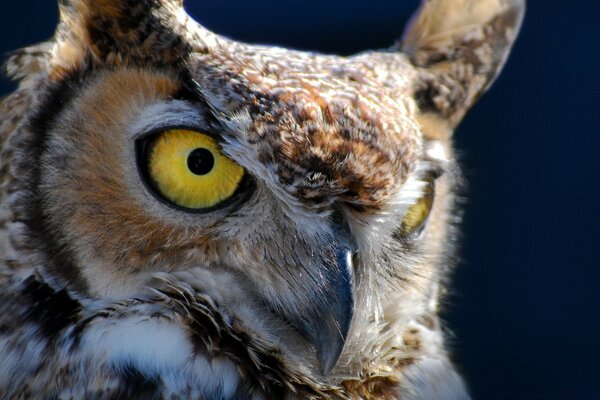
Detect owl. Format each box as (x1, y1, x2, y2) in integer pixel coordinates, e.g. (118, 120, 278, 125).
(0, 0, 524, 398)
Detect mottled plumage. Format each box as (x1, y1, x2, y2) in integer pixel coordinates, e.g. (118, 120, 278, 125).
(0, 0, 524, 398)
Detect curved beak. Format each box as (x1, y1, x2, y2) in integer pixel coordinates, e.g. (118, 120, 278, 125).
(314, 247, 355, 375)
(284, 228, 356, 375)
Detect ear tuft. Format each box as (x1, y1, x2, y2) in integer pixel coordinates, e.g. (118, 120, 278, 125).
(401, 0, 525, 129)
(50, 0, 191, 78)
(4, 43, 53, 82)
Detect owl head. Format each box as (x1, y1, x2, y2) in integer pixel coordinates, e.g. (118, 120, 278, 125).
(1, 0, 523, 387)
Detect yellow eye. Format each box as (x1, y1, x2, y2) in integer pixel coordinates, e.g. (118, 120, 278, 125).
(399, 177, 435, 237)
(145, 129, 245, 209)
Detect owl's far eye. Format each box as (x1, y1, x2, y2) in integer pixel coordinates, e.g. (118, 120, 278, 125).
(141, 129, 245, 210)
(398, 176, 435, 237)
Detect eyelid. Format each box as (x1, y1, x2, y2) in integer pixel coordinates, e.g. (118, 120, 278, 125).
(428, 165, 446, 181)
(128, 100, 210, 142)
(136, 124, 222, 144)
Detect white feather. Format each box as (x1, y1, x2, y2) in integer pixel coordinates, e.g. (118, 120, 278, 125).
(80, 315, 241, 397)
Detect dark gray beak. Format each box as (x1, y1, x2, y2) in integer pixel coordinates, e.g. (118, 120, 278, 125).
(286, 230, 356, 375)
(314, 246, 355, 375)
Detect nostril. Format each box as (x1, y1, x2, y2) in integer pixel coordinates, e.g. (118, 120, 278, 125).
(351, 251, 360, 272)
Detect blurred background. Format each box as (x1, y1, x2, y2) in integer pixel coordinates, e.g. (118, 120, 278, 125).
(1, 1, 598, 399)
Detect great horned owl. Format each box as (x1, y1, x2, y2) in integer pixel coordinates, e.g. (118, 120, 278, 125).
(0, 0, 524, 398)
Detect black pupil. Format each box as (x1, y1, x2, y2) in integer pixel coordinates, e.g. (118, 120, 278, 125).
(187, 148, 215, 176)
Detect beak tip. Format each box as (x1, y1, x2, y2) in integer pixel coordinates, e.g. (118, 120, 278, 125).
(319, 358, 336, 377)
(316, 336, 345, 376)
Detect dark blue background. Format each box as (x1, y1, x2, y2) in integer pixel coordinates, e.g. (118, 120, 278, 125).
(1, 2, 598, 399)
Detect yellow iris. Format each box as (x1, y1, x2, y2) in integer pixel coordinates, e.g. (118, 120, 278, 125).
(399, 178, 435, 236)
(148, 129, 244, 209)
